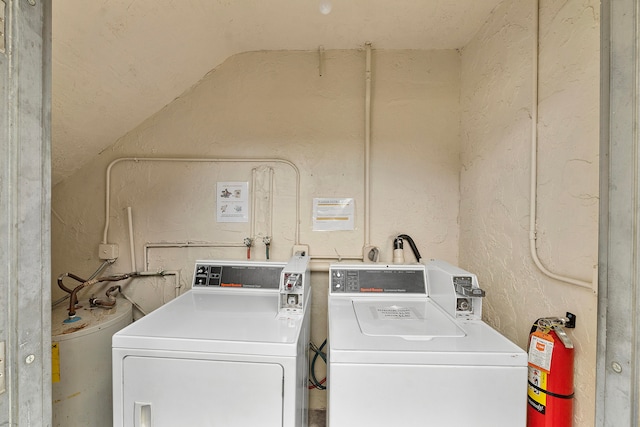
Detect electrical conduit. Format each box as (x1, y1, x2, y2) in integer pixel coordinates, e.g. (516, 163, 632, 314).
(528, 0, 594, 290)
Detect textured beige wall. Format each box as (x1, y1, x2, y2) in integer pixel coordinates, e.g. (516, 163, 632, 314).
(52, 49, 461, 409)
(459, 1, 599, 426)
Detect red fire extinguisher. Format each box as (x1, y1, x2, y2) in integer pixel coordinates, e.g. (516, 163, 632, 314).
(527, 312, 576, 427)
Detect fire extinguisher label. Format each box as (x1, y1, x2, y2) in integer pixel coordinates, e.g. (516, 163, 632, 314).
(527, 367, 547, 413)
(528, 331, 554, 372)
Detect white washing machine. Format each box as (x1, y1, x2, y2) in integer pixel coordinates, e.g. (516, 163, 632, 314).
(327, 260, 527, 427)
(112, 257, 311, 427)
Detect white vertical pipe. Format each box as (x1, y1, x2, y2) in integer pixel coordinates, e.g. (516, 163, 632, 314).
(168, 271, 181, 298)
(251, 168, 257, 240)
(364, 42, 372, 247)
(528, 0, 593, 290)
(127, 206, 137, 272)
(528, 0, 540, 261)
(269, 167, 274, 238)
(318, 45, 325, 77)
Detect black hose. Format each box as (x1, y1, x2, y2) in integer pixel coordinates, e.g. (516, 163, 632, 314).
(309, 340, 327, 390)
(396, 234, 422, 262)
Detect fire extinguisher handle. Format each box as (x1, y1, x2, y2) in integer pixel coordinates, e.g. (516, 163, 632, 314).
(553, 325, 574, 349)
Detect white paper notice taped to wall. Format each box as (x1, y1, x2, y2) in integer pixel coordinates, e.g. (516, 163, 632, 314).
(217, 182, 249, 223)
(313, 198, 355, 231)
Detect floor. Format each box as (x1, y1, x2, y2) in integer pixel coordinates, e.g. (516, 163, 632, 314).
(309, 409, 326, 427)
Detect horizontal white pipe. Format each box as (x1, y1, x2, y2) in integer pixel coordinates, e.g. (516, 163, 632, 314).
(310, 255, 363, 260)
(143, 241, 245, 271)
(309, 255, 365, 273)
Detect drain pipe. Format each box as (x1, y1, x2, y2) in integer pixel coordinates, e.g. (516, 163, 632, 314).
(528, 0, 594, 290)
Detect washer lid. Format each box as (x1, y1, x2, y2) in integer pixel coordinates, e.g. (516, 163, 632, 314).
(353, 300, 464, 339)
(328, 297, 527, 366)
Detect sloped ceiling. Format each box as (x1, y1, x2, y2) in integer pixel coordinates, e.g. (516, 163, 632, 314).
(52, 0, 502, 185)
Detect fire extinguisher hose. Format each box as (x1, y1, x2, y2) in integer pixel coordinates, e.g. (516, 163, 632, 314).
(527, 380, 575, 399)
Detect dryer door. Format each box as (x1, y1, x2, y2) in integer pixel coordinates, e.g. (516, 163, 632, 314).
(121, 356, 284, 427)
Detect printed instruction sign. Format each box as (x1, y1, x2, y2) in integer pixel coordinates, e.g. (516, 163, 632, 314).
(376, 306, 417, 320)
(528, 331, 554, 372)
(217, 182, 249, 223)
(313, 198, 355, 231)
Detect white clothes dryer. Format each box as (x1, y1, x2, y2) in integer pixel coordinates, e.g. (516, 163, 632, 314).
(112, 259, 310, 427)
(327, 260, 527, 427)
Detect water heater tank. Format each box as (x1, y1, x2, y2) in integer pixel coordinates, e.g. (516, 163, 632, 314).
(52, 297, 133, 427)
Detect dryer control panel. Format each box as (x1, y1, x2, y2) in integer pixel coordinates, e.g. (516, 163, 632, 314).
(193, 261, 285, 289)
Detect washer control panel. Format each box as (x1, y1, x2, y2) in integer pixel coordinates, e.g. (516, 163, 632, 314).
(330, 265, 427, 294)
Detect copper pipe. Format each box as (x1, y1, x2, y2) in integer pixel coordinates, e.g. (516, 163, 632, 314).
(67, 272, 140, 317)
(57, 272, 87, 294)
(89, 285, 121, 309)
